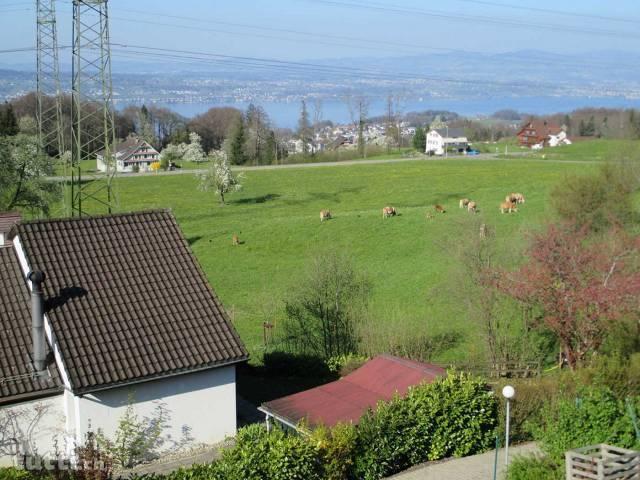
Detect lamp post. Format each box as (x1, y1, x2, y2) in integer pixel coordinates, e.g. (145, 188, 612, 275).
(502, 385, 515, 467)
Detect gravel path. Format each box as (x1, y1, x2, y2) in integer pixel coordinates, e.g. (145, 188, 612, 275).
(387, 443, 540, 480)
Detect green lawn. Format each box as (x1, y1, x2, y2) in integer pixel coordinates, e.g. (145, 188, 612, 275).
(61, 151, 620, 362)
(508, 138, 640, 162)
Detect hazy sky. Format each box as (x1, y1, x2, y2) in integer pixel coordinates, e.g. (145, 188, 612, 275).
(1, 0, 640, 67)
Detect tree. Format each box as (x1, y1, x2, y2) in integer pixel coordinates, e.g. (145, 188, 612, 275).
(412, 126, 426, 152)
(138, 105, 158, 146)
(551, 162, 638, 232)
(297, 100, 313, 157)
(182, 132, 206, 163)
(495, 222, 640, 369)
(0, 134, 60, 215)
(283, 251, 371, 359)
(198, 152, 243, 204)
(0, 102, 19, 137)
(159, 143, 185, 170)
(226, 117, 247, 165)
(188, 106, 243, 151)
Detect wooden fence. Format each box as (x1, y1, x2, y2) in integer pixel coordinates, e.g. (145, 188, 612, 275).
(565, 444, 640, 479)
(445, 361, 541, 379)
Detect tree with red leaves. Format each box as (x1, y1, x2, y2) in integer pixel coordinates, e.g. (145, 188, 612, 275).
(495, 222, 640, 369)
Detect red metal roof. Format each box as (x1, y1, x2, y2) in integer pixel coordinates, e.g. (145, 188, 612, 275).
(261, 355, 446, 428)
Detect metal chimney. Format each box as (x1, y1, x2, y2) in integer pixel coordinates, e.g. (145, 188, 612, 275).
(28, 271, 47, 373)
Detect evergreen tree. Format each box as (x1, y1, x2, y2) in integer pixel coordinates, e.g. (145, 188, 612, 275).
(265, 130, 277, 164)
(297, 100, 312, 157)
(0, 102, 19, 137)
(227, 117, 247, 165)
(412, 126, 426, 152)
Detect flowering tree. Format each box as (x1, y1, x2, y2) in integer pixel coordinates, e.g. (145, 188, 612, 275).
(495, 222, 640, 369)
(183, 132, 206, 163)
(197, 152, 243, 204)
(158, 143, 185, 170)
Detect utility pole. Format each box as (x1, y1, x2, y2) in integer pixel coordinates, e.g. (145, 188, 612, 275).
(36, 0, 67, 214)
(71, 0, 117, 216)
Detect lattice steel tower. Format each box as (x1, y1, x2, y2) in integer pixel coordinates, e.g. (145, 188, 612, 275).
(71, 0, 117, 216)
(36, 0, 65, 157)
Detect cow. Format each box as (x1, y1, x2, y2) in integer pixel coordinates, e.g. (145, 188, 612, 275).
(435, 204, 446, 214)
(506, 193, 525, 204)
(500, 201, 518, 214)
(459, 198, 470, 209)
(232, 234, 240, 246)
(467, 201, 477, 213)
(320, 210, 332, 222)
(514, 193, 525, 204)
(382, 206, 397, 218)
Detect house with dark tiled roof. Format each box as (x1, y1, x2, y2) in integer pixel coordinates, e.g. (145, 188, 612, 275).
(0, 210, 247, 465)
(516, 120, 571, 148)
(97, 136, 160, 173)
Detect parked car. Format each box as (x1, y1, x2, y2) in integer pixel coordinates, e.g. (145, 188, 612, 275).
(466, 149, 480, 156)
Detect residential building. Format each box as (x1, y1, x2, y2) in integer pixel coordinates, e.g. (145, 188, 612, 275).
(516, 120, 570, 148)
(97, 136, 160, 173)
(426, 128, 468, 155)
(259, 356, 445, 431)
(0, 212, 20, 246)
(0, 210, 248, 465)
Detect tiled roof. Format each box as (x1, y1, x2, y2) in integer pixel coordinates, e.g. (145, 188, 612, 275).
(517, 120, 563, 138)
(261, 355, 446, 428)
(434, 128, 467, 139)
(0, 212, 21, 245)
(14, 210, 248, 394)
(0, 247, 62, 405)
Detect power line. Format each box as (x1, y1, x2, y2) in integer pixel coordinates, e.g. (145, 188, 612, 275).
(299, 0, 640, 40)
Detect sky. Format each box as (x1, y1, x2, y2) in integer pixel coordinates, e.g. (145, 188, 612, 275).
(1, 0, 640, 68)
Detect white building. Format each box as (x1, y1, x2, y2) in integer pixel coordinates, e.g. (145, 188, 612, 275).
(97, 136, 160, 173)
(0, 210, 248, 467)
(426, 128, 468, 156)
(547, 130, 572, 147)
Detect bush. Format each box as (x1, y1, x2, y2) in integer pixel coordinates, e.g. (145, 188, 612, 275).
(263, 351, 333, 378)
(311, 424, 358, 480)
(351, 373, 497, 479)
(532, 386, 640, 464)
(325, 354, 368, 376)
(0, 469, 31, 480)
(506, 455, 563, 480)
(211, 424, 322, 480)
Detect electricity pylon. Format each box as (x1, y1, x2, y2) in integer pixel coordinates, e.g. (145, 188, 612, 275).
(36, 0, 64, 156)
(71, 0, 117, 216)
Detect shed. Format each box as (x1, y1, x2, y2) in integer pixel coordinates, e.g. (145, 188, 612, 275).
(259, 355, 445, 430)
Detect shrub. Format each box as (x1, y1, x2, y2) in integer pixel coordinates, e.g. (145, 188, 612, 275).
(325, 354, 368, 376)
(311, 424, 358, 480)
(532, 386, 640, 464)
(263, 351, 332, 378)
(211, 424, 322, 480)
(506, 455, 563, 480)
(0, 469, 31, 480)
(352, 373, 497, 479)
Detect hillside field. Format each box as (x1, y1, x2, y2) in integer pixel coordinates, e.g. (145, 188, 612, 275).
(60, 139, 640, 362)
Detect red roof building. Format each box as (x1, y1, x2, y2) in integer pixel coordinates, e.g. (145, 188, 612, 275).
(516, 120, 563, 148)
(259, 355, 446, 430)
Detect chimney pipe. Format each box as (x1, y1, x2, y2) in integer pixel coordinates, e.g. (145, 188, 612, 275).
(28, 271, 46, 373)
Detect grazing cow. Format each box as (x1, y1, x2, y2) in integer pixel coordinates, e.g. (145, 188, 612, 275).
(320, 210, 332, 222)
(232, 234, 240, 246)
(506, 193, 518, 204)
(514, 193, 525, 204)
(382, 206, 397, 218)
(500, 201, 518, 214)
(459, 198, 470, 209)
(435, 204, 446, 214)
(467, 201, 477, 213)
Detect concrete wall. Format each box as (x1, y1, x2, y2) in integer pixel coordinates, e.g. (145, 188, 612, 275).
(70, 366, 237, 448)
(0, 395, 65, 466)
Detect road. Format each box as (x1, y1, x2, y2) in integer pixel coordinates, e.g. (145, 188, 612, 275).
(387, 443, 540, 480)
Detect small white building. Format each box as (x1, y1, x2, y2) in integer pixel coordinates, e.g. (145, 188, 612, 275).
(547, 130, 572, 147)
(0, 210, 248, 467)
(97, 136, 160, 173)
(426, 128, 468, 156)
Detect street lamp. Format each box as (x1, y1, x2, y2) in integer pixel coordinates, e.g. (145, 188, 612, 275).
(502, 385, 515, 467)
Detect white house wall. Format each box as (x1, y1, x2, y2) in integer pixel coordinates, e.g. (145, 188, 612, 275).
(0, 395, 65, 467)
(70, 366, 237, 448)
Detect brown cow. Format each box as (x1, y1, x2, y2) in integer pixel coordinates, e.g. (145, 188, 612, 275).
(232, 234, 240, 245)
(435, 204, 446, 214)
(467, 201, 477, 213)
(320, 210, 332, 222)
(382, 206, 397, 218)
(500, 201, 518, 214)
(459, 198, 470, 209)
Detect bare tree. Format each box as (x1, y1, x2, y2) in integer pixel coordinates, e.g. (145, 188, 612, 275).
(345, 95, 369, 158)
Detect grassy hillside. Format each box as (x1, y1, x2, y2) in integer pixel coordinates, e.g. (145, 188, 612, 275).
(69, 154, 609, 362)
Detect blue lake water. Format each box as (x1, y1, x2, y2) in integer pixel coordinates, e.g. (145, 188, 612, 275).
(137, 96, 640, 129)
